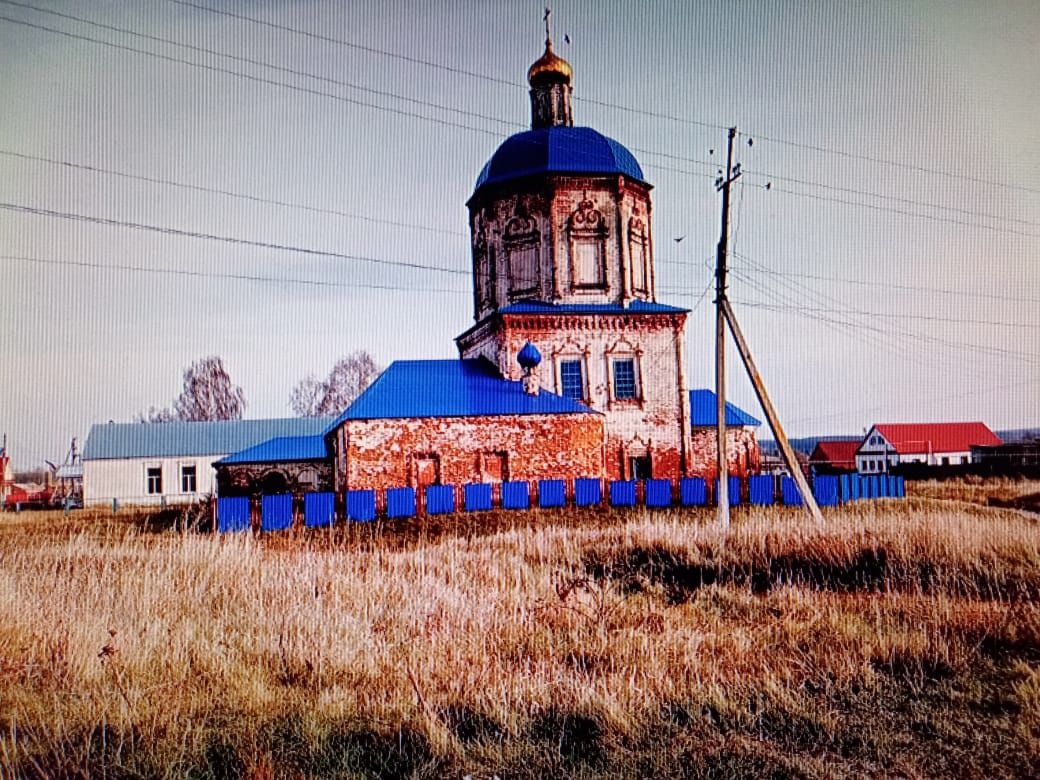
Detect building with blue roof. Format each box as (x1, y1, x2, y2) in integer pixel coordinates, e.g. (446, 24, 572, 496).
(82, 416, 334, 506)
(84, 24, 762, 507)
(330, 356, 605, 490)
(688, 389, 764, 480)
(452, 28, 712, 484)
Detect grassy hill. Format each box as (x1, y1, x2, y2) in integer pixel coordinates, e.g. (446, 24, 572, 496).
(0, 486, 1038, 778)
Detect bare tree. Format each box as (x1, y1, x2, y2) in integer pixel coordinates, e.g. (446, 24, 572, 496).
(290, 351, 379, 417)
(288, 374, 326, 418)
(135, 405, 176, 423)
(138, 356, 247, 422)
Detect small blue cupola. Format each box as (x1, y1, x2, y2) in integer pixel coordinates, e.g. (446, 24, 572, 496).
(517, 341, 542, 369)
(518, 341, 542, 396)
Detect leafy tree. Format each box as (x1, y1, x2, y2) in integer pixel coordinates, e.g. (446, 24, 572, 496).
(290, 351, 379, 417)
(137, 356, 247, 422)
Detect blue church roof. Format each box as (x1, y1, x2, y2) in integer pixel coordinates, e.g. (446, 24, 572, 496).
(473, 127, 647, 194)
(218, 435, 329, 465)
(331, 359, 597, 425)
(499, 300, 687, 315)
(689, 390, 761, 427)
(83, 416, 337, 460)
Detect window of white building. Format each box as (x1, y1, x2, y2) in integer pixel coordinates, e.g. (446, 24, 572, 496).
(146, 466, 162, 494)
(180, 464, 197, 493)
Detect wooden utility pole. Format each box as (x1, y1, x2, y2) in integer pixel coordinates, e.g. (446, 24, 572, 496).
(714, 127, 740, 529)
(722, 300, 824, 523)
(711, 127, 824, 525)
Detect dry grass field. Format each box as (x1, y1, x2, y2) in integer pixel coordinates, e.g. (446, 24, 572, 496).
(0, 482, 1038, 778)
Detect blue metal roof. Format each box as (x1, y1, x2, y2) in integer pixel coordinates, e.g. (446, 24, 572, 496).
(689, 390, 761, 427)
(473, 127, 647, 194)
(217, 435, 329, 465)
(331, 359, 597, 425)
(499, 300, 688, 315)
(83, 416, 336, 460)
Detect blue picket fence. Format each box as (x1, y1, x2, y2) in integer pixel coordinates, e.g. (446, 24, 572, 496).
(464, 483, 492, 512)
(346, 490, 377, 522)
(304, 492, 336, 528)
(215, 471, 906, 532)
(261, 494, 293, 532)
(538, 479, 566, 508)
(502, 481, 530, 510)
(217, 496, 250, 533)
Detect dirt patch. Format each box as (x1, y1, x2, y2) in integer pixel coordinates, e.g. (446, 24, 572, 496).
(528, 709, 606, 769)
(586, 545, 893, 603)
(438, 704, 504, 744)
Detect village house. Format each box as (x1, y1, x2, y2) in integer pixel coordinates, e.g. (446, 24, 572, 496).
(855, 422, 1001, 474)
(81, 417, 333, 506)
(808, 439, 860, 474)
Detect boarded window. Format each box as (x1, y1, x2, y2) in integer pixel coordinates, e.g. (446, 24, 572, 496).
(483, 451, 508, 483)
(415, 455, 441, 487)
(559, 359, 584, 400)
(574, 240, 603, 286)
(508, 244, 538, 293)
(630, 236, 647, 290)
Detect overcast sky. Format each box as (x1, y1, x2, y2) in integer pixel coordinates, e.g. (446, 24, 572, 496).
(1, 0, 1038, 468)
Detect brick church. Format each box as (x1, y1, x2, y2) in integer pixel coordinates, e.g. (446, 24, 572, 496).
(212, 31, 761, 498)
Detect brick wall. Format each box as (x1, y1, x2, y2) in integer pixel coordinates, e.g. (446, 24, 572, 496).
(338, 413, 606, 491)
(689, 426, 762, 481)
(468, 176, 655, 319)
(458, 311, 691, 481)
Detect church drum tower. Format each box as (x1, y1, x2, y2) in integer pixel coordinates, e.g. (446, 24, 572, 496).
(456, 27, 693, 481)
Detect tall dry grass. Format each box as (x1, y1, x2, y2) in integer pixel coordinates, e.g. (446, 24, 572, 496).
(0, 496, 1038, 778)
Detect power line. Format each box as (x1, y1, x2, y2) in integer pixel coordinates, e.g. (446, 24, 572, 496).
(0, 14, 507, 138)
(731, 300, 1040, 331)
(0, 254, 469, 294)
(0, 0, 523, 131)
(730, 253, 1040, 306)
(165, 0, 522, 88)
(739, 169, 1040, 229)
(728, 264, 995, 382)
(764, 181, 1040, 239)
(5, 5, 1033, 242)
(0, 10, 626, 174)
(784, 379, 1038, 428)
(169, 0, 1038, 196)
(0, 201, 471, 278)
(737, 130, 1040, 197)
(732, 298, 1040, 366)
(0, 148, 467, 237)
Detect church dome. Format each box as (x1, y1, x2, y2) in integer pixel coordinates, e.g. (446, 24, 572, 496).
(472, 126, 647, 196)
(527, 40, 572, 86)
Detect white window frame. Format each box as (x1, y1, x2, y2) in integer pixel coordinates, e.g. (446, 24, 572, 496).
(180, 463, 198, 494)
(556, 356, 587, 402)
(145, 463, 163, 495)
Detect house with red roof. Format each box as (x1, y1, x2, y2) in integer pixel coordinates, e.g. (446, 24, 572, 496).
(855, 422, 1001, 474)
(809, 439, 860, 474)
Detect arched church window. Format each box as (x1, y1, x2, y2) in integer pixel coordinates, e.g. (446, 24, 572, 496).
(628, 214, 649, 293)
(473, 227, 493, 311)
(568, 197, 607, 289)
(503, 210, 539, 298)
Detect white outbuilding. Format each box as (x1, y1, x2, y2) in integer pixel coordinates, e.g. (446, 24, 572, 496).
(82, 417, 334, 507)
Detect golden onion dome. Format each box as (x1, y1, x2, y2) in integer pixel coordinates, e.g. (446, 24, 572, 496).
(527, 39, 573, 86)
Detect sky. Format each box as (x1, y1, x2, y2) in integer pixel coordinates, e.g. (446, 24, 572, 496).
(1, 0, 1038, 469)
